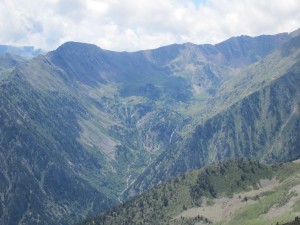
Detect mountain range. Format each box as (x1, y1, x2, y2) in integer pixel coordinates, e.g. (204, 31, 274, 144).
(0, 28, 299, 225)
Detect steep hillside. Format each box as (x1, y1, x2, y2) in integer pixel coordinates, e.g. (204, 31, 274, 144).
(0, 71, 116, 225)
(0, 54, 25, 69)
(79, 159, 300, 225)
(127, 33, 300, 196)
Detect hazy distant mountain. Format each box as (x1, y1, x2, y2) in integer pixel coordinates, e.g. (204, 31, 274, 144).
(0, 45, 44, 59)
(0, 29, 299, 225)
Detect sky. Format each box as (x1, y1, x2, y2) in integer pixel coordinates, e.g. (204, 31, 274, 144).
(0, 0, 300, 51)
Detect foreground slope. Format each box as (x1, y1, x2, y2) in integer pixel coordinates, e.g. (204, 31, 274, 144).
(80, 159, 300, 225)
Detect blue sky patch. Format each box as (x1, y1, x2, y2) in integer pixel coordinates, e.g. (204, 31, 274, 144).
(193, 0, 208, 6)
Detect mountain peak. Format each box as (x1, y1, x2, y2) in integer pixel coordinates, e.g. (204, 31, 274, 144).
(46, 41, 110, 86)
(54, 41, 103, 55)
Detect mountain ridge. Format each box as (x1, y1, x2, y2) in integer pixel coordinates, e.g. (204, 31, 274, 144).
(0, 28, 299, 225)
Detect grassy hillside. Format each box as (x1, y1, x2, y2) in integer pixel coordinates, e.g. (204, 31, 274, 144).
(79, 159, 300, 225)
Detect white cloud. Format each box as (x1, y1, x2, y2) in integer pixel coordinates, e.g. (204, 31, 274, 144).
(0, 0, 300, 51)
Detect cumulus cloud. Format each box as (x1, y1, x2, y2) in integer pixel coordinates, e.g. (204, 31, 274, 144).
(0, 0, 299, 51)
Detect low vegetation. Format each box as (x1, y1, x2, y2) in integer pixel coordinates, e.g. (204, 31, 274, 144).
(79, 158, 300, 225)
